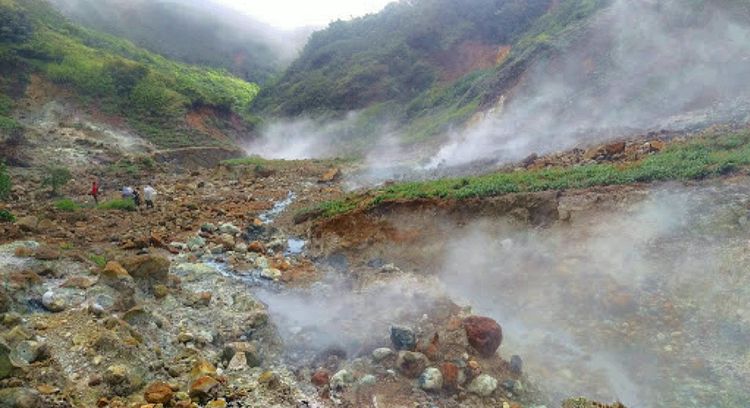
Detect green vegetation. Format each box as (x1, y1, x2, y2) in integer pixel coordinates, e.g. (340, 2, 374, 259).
(88, 254, 107, 268)
(0, 209, 14, 222)
(42, 166, 71, 196)
(256, 0, 552, 116)
(47, 0, 285, 84)
(54, 197, 80, 211)
(98, 198, 135, 211)
(0, 0, 260, 148)
(310, 129, 750, 218)
(0, 162, 10, 200)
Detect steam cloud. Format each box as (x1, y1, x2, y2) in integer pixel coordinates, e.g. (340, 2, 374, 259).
(437, 185, 750, 406)
(429, 0, 750, 168)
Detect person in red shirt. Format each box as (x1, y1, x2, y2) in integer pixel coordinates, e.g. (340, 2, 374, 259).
(90, 180, 99, 205)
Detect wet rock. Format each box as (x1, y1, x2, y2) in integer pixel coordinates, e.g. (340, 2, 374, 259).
(418, 367, 443, 391)
(33, 246, 60, 261)
(396, 351, 429, 378)
(467, 374, 498, 397)
(510, 355, 523, 375)
(144, 381, 173, 404)
(390, 325, 416, 351)
(311, 369, 330, 387)
(330, 369, 354, 390)
(463, 316, 502, 357)
(189, 376, 221, 401)
(0, 387, 43, 408)
(372, 347, 394, 362)
(41, 290, 66, 312)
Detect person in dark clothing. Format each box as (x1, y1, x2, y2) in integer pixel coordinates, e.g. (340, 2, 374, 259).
(132, 190, 142, 208)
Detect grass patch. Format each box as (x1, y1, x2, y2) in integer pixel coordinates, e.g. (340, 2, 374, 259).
(89, 254, 107, 268)
(310, 129, 750, 218)
(0, 209, 14, 222)
(54, 198, 81, 212)
(98, 198, 136, 211)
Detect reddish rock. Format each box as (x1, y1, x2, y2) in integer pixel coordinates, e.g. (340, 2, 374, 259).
(189, 376, 220, 401)
(440, 362, 460, 391)
(33, 246, 60, 261)
(311, 369, 330, 387)
(417, 333, 441, 361)
(144, 381, 173, 404)
(248, 241, 266, 254)
(14, 246, 33, 257)
(604, 142, 626, 156)
(463, 316, 502, 357)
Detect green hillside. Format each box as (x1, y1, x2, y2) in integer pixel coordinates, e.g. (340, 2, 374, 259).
(0, 0, 260, 148)
(46, 0, 293, 84)
(253, 0, 607, 140)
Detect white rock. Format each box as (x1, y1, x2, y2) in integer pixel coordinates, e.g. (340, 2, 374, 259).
(467, 374, 498, 397)
(372, 347, 394, 362)
(330, 369, 354, 390)
(418, 367, 443, 391)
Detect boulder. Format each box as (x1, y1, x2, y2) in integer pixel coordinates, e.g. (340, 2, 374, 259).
(372, 347, 394, 362)
(418, 367, 443, 391)
(463, 316, 502, 357)
(330, 369, 354, 390)
(189, 376, 221, 401)
(396, 351, 429, 378)
(390, 325, 416, 351)
(144, 382, 173, 404)
(467, 374, 498, 397)
(311, 369, 330, 387)
(41, 290, 66, 312)
(439, 362, 461, 391)
(119, 254, 170, 285)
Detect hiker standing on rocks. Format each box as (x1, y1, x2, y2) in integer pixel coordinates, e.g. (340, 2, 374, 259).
(143, 185, 156, 209)
(89, 180, 100, 204)
(132, 189, 142, 208)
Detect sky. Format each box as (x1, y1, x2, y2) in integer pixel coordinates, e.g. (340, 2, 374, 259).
(217, 0, 396, 29)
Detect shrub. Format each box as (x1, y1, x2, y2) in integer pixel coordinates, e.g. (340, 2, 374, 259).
(0, 162, 10, 200)
(42, 166, 72, 196)
(54, 198, 80, 212)
(0, 209, 14, 222)
(98, 198, 136, 211)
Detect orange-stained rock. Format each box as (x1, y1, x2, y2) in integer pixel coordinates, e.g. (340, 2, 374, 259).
(144, 381, 173, 404)
(440, 362, 460, 391)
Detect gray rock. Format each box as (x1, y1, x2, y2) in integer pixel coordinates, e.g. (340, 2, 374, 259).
(187, 236, 206, 251)
(418, 367, 443, 391)
(330, 369, 354, 390)
(372, 347, 394, 362)
(390, 325, 416, 351)
(0, 387, 43, 408)
(510, 354, 523, 375)
(9, 341, 45, 367)
(467, 374, 498, 397)
(200, 223, 217, 233)
(41, 290, 66, 312)
(219, 223, 241, 235)
(502, 379, 523, 394)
